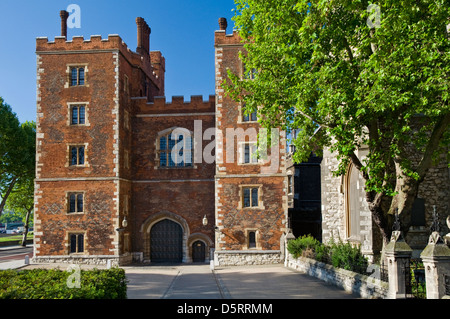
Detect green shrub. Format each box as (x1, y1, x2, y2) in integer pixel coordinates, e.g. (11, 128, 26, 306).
(287, 234, 321, 259)
(0, 267, 127, 299)
(288, 235, 368, 275)
(328, 240, 368, 274)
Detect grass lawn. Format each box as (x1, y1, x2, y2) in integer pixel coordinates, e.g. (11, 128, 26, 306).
(0, 233, 33, 243)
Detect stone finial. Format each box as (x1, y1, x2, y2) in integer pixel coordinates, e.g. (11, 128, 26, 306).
(218, 17, 228, 31)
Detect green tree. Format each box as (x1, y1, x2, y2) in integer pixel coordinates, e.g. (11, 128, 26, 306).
(0, 97, 36, 219)
(225, 0, 449, 246)
(3, 121, 36, 246)
(4, 176, 34, 246)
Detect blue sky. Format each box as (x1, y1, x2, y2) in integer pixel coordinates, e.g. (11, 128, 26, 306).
(0, 0, 238, 123)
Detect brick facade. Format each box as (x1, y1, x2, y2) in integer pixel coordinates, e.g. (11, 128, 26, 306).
(33, 14, 287, 266)
(214, 27, 288, 265)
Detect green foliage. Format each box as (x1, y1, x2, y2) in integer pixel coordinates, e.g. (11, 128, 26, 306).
(328, 239, 368, 274)
(0, 268, 127, 299)
(226, 0, 450, 242)
(0, 98, 36, 221)
(287, 234, 321, 258)
(287, 235, 368, 274)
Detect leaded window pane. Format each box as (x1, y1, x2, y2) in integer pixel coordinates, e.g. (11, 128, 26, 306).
(160, 152, 167, 167)
(71, 106, 78, 125)
(70, 234, 77, 253)
(77, 234, 84, 252)
(160, 136, 167, 151)
(78, 147, 85, 165)
(78, 68, 85, 85)
(71, 147, 78, 165)
(243, 188, 251, 208)
(244, 144, 250, 163)
(69, 194, 76, 213)
(78, 106, 85, 124)
(77, 194, 83, 213)
(251, 188, 259, 207)
(71, 68, 78, 86)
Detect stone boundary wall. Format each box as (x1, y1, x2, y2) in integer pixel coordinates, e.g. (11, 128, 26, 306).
(285, 254, 388, 299)
(32, 253, 132, 267)
(215, 250, 282, 266)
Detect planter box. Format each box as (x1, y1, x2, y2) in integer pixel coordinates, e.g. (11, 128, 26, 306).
(286, 254, 388, 299)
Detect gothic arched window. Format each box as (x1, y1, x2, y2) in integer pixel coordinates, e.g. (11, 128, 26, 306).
(157, 128, 193, 168)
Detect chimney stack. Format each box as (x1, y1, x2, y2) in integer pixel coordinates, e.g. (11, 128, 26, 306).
(218, 18, 228, 32)
(136, 17, 151, 57)
(60, 10, 69, 38)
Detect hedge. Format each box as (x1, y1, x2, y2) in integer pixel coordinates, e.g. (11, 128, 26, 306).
(0, 267, 127, 299)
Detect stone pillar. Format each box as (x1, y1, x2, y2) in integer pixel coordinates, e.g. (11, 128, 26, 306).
(284, 230, 296, 267)
(420, 231, 450, 299)
(384, 230, 413, 299)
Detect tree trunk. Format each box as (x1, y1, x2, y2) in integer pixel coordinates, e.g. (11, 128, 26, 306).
(21, 208, 32, 247)
(0, 176, 17, 216)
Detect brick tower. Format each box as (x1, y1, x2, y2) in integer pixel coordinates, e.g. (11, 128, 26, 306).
(213, 19, 288, 265)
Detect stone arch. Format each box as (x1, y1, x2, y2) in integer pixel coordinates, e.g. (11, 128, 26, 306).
(141, 211, 190, 262)
(187, 233, 214, 262)
(345, 162, 362, 242)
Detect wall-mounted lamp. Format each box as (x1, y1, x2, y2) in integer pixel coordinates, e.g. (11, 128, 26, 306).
(116, 216, 128, 232)
(202, 215, 208, 226)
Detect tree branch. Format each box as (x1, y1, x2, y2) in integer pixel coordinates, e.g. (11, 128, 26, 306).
(417, 113, 450, 179)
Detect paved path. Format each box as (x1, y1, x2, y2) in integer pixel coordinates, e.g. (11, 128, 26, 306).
(0, 246, 358, 300)
(124, 263, 359, 299)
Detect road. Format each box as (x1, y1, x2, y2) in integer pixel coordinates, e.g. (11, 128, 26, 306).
(0, 246, 33, 263)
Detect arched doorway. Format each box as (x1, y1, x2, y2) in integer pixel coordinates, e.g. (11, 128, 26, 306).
(346, 163, 361, 240)
(150, 219, 183, 263)
(192, 240, 206, 262)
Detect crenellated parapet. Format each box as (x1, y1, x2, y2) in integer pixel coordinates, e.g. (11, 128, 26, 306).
(133, 95, 216, 114)
(36, 34, 164, 91)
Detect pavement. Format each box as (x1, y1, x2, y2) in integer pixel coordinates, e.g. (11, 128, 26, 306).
(0, 246, 359, 300)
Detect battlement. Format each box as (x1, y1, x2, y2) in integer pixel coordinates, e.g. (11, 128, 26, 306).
(214, 18, 242, 47)
(36, 34, 127, 52)
(134, 95, 215, 114)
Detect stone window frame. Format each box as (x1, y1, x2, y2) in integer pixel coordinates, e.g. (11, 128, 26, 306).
(238, 102, 258, 124)
(245, 228, 261, 250)
(67, 102, 90, 126)
(66, 231, 86, 255)
(238, 184, 265, 210)
(237, 141, 260, 165)
(66, 143, 89, 168)
(66, 191, 85, 215)
(65, 63, 89, 88)
(154, 127, 196, 169)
